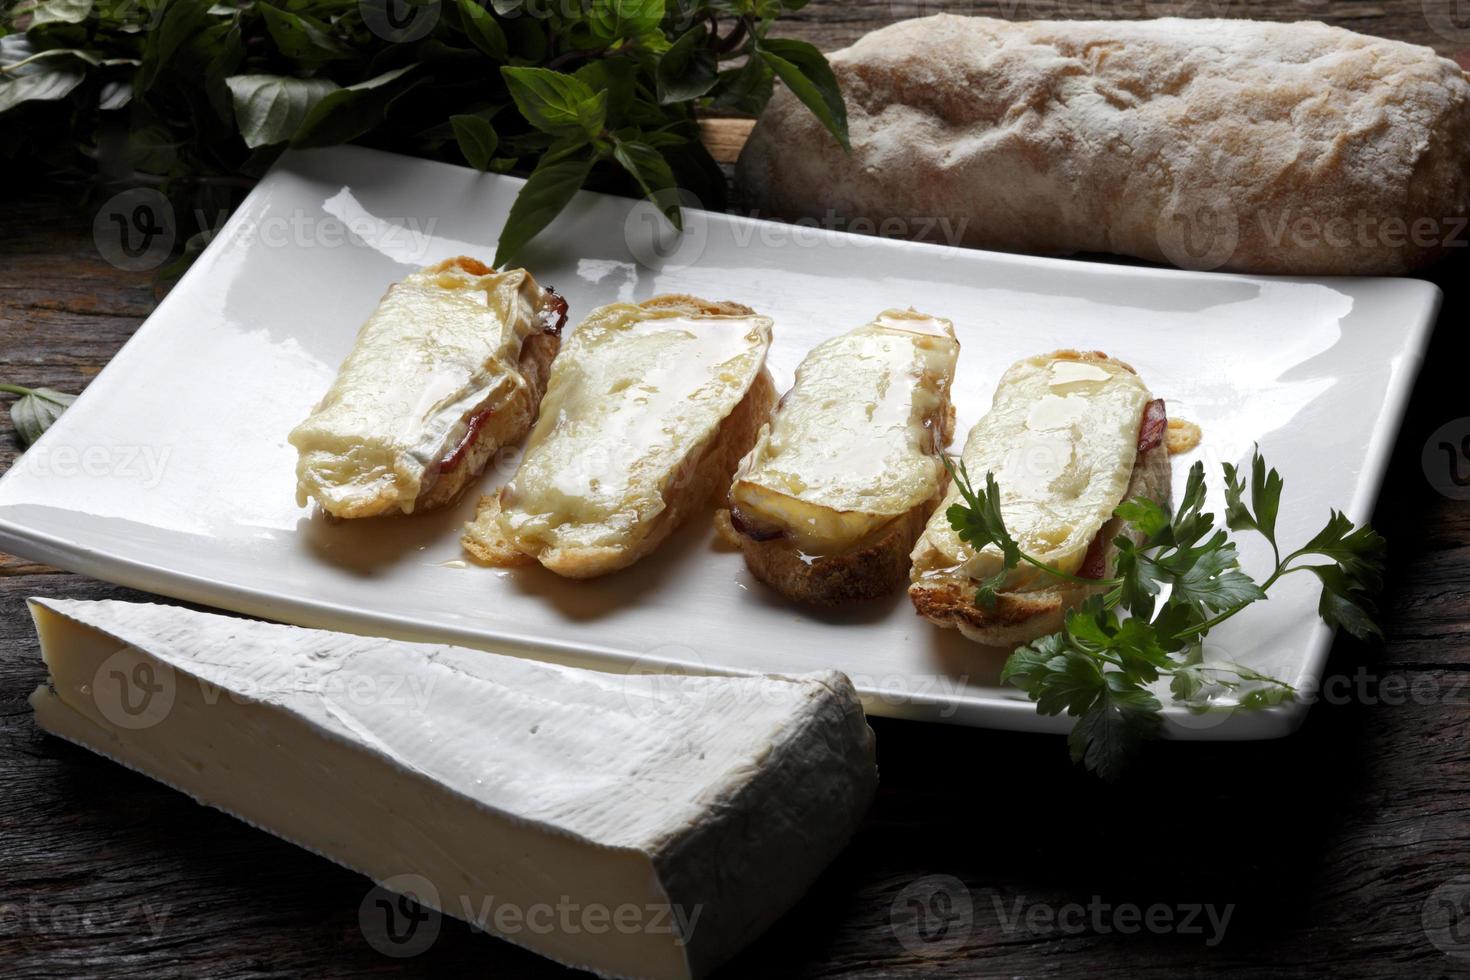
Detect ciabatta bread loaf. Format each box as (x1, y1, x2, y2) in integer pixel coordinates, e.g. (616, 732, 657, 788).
(737, 16, 1470, 275)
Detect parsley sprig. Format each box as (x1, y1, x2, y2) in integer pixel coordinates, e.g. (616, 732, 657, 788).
(943, 449, 1385, 780)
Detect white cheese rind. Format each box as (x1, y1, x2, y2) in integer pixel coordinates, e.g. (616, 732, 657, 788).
(289, 261, 549, 516)
(494, 303, 773, 555)
(913, 353, 1150, 587)
(729, 311, 958, 552)
(27, 598, 876, 980)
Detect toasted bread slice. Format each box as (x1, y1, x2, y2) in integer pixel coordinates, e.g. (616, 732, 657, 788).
(719, 311, 960, 605)
(909, 350, 1173, 646)
(290, 257, 566, 519)
(463, 295, 776, 578)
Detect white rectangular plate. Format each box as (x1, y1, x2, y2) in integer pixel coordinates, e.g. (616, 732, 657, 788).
(0, 145, 1439, 738)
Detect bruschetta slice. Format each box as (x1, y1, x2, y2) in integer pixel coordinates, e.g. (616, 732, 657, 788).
(719, 310, 960, 604)
(463, 294, 776, 578)
(909, 350, 1172, 646)
(289, 257, 566, 519)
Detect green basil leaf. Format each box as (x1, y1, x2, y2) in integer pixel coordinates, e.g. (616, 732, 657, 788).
(5, 386, 76, 447)
(500, 65, 604, 141)
(493, 145, 593, 267)
(226, 74, 338, 148)
(98, 78, 133, 110)
(586, 0, 664, 42)
(30, 0, 94, 25)
(611, 137, 680, 229)
(138, 0, 216, 91)
(503, 14, 547, 65)
(456, 0, 508, 59)
(661, 137, 727, 211)
(656, 22, 716, 104)
(0, 63, 84, 112)
(451, 112, 498, 170)
(573, 56, 635, 121)
(709, 48, 771, 114)
(258, 4, 352, 63)
(755, 36, 848, 150)
(291, 64, 421, 147)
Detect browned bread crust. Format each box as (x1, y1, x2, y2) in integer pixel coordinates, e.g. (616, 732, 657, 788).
(417, 327, 560, 511)
(717, 477, 947, 606)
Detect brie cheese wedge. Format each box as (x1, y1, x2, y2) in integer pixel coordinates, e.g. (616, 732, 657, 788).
(469, 297, 775, 577)
(729, 311, 959, 554)
(289, 257, 566, 519)
(28, 598, 876, 980)
(913, 351, 1153, 590)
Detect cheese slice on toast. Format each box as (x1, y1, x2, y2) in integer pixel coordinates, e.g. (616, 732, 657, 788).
(722, 310, 959, 604)
(290, 256, 566, 519)
(464, 295, 776, 578)
(909, 350, 1172, 645)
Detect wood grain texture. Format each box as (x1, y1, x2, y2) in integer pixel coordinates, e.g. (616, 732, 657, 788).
(5, 4, 1470, 975)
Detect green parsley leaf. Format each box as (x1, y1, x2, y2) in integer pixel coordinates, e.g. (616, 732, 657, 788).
(941, 457, 1021, 609)
(971, 447, 1383, 779)
(1222, 446, 1283, 549)
(1068, 674, 1161, 782)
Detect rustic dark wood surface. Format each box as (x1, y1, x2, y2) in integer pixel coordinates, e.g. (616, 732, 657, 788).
(5, 4, 1470, 977)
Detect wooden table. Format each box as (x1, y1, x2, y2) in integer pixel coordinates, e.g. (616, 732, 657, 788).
(5, 4, 1470, 976)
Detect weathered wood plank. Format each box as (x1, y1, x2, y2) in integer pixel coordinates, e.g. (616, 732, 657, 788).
(783, 0, 1470, 56)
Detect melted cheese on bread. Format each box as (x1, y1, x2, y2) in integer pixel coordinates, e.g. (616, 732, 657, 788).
(729, 311, 959, 554)
(912, 352, 1151, 590)
(492, 302, 773, 556)
(290, 259, 555, 517)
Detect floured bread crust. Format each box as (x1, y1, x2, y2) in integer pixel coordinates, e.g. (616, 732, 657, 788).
(737, 16, 1470, 275)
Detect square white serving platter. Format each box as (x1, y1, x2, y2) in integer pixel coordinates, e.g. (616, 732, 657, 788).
(0, 145, 1439, 739)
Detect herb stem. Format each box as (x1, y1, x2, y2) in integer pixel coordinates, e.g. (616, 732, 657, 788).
(0, 383, 36, 397)
(1, 49, 70, 74)
(713, 16, 749, 55)
(1169, 560, 1301, 641)
(1017, 551, 1121, 588)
